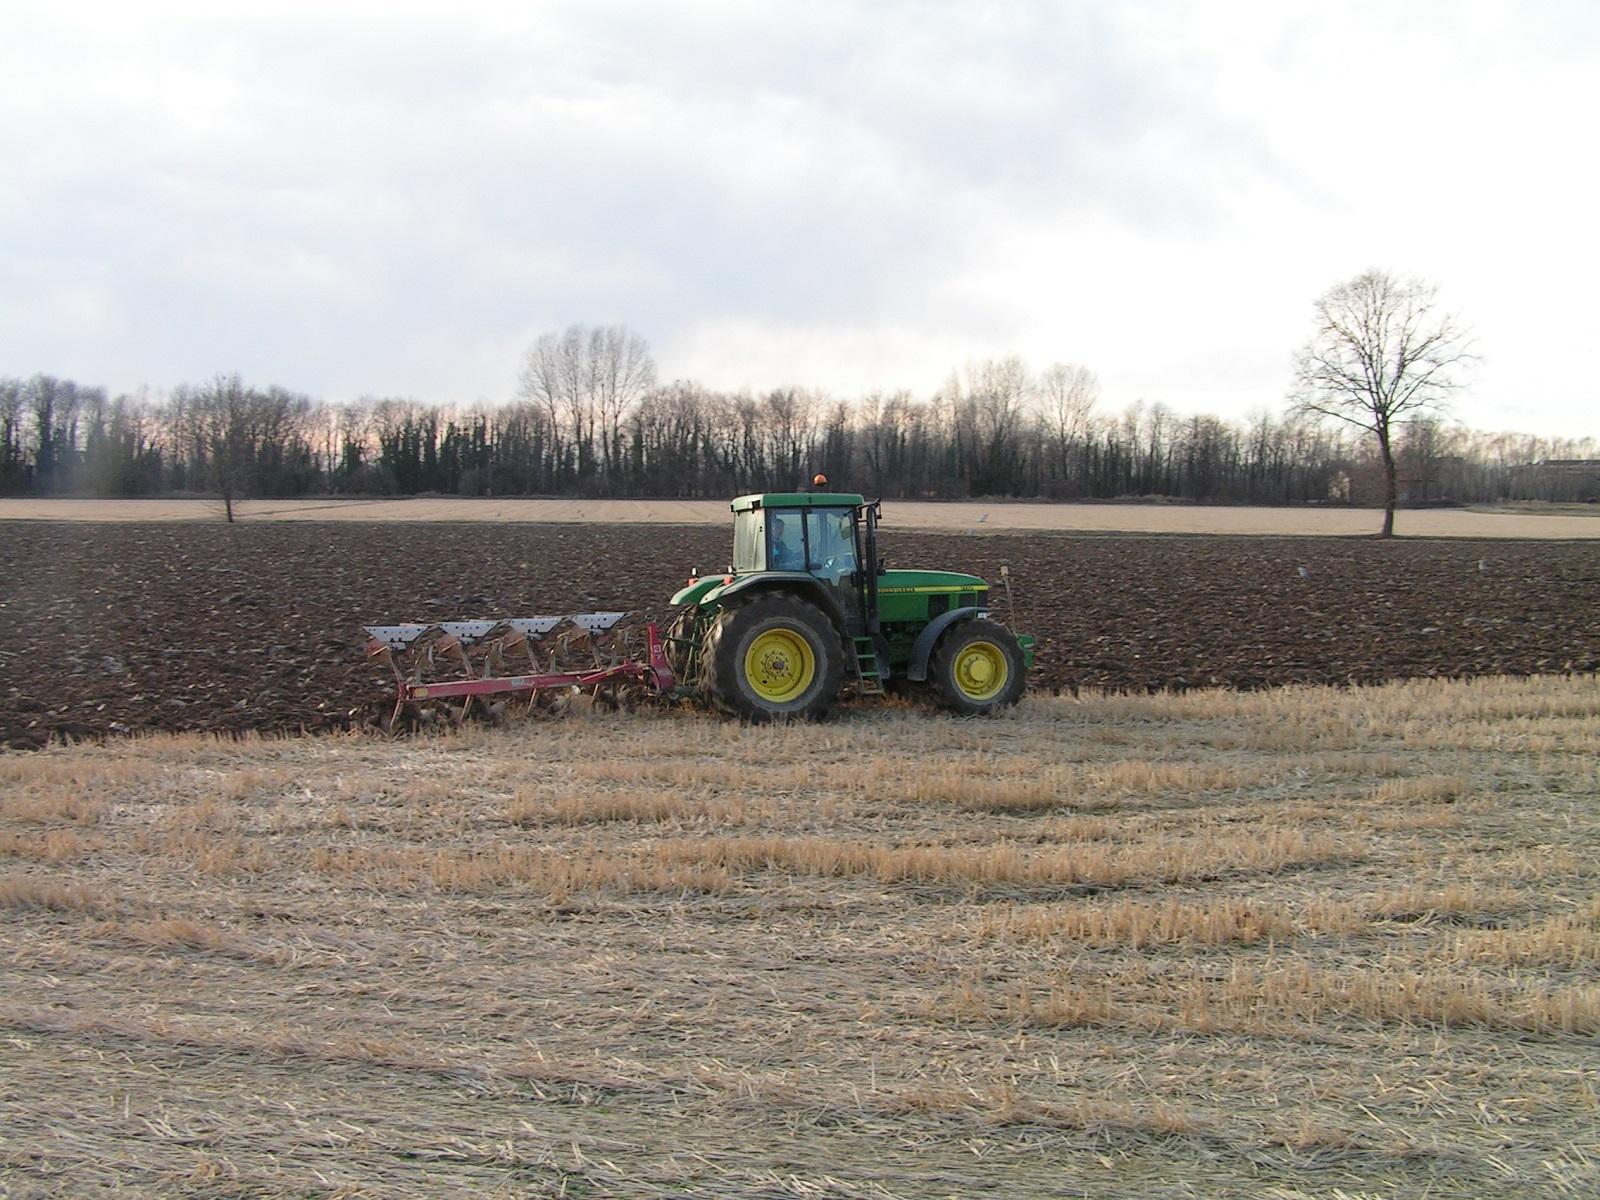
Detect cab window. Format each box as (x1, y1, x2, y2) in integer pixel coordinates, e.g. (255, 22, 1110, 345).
(733, 511, 766, 572)
(766, 511, 805, 570)
(804, 508, 856, 579)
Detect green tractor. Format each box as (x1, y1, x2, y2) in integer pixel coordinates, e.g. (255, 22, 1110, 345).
(665, 490, 1035, 721)
(361, 489, 1035, 730)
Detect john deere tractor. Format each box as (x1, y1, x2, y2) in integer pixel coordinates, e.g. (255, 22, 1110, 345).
(666, 490, 1035, 721)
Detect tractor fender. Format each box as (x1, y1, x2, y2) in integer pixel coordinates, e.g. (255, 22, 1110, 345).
(670, 576, 724, 606)
(906, 607, 987, 682)
(711, 573, 852, 636)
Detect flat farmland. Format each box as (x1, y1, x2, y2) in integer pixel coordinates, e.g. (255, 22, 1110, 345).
(3, 496, 1599, 537)
(3, 677, 1598, 1197)
(2, 522, 1598, 749)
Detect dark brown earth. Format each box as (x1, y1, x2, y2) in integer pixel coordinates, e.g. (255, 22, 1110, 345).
(2, 521, 1596, 748)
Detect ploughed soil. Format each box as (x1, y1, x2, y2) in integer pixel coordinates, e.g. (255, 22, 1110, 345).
(2, 521, 1596, 749)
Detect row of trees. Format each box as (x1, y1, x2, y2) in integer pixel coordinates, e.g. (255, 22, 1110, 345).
(3, 364, 1591, 511)
(3, 281, 1593, 523)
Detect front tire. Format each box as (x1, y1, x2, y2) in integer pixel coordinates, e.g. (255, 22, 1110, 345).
(929, 619, 1026, 715)
(701, 594, 844, 722)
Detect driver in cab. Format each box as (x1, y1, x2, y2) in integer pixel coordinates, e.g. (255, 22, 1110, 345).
(770, 518, 805, 570)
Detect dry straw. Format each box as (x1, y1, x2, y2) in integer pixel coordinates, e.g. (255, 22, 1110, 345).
(3, 671, 1598, 1196)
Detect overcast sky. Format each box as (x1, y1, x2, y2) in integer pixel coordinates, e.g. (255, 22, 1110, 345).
(3, 0, 1596, 436)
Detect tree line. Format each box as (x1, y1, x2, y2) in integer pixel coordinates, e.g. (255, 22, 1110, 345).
(2, 327, 1594, 511)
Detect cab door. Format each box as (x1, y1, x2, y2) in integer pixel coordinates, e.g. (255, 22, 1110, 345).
(802, 507, 865, 635)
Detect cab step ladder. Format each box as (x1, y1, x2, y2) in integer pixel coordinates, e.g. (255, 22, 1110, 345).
(852, 636, 884, 696)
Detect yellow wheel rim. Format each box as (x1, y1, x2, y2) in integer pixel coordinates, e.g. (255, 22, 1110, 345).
(744, 627, 817, 703)
(953, 641, 1008, 701)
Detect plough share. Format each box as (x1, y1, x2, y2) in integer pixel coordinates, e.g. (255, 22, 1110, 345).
(363, 614, 674, 732)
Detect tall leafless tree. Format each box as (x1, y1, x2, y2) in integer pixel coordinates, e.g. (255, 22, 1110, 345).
(518, 334, 568, 479)
(588, 325, 655, 477)
(518, 324, 654, 483)
(946, 356, 1032, 495)
(1291, 270, 1476, 537)
(1039, 362, 1098, 488)
(173, 375, 308, 521)
(172, 376, 246, 521)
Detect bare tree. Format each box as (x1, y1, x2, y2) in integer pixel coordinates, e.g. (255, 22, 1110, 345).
(1397, 415, 1461, 503)
(176, 374, 305, 522)
(761, 388, 819, 486)
(558, 326, 592, 478)
(518, 334, 568, 479)
(1290, 270, 1475, 537)
(1039, 362, 1098, 487)
(197, 376, 253, 521)
(588, 325, 655, 477)
(25, 375, 82, 493)
(947, 356, 1032, 494)
(518, 324, 654, 483)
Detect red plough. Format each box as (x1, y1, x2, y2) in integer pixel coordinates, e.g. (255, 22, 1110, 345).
(363, 614, 675, 732)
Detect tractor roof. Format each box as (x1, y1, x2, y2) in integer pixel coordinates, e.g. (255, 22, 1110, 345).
(730, 492, 866, 512)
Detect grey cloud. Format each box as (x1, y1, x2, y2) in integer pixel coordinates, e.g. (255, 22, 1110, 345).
(0, 3, 1279, 392)
(9, 0, 1582, 431)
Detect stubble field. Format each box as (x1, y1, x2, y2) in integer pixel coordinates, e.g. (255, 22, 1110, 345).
(3, 517, 1598, 1196)
(2, 676, 1598, 1197)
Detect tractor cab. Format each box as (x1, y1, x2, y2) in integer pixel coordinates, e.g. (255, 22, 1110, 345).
(732, 492, 864, 576)
(729, 492, 876, 638)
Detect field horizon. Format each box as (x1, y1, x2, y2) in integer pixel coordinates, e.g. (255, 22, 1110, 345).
(3, 495, 1598, 538)
(3, 674, 1598, 1197)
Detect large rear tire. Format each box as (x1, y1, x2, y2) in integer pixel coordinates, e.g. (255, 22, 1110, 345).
(701, 594, 844, 722)
(929, 618, 1026, 715)
(664, 605, 701, 687)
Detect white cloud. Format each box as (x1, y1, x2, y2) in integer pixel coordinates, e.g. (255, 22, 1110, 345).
(0, 0, 1595, 436)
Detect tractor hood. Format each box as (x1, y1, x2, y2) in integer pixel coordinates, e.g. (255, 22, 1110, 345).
(672, 567, 987, 609)
(876, 568, 989, 625)
(877, 568, 988, 594)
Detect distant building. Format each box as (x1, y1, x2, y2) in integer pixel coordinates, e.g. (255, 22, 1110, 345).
(1510, 459, 1600, 502)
